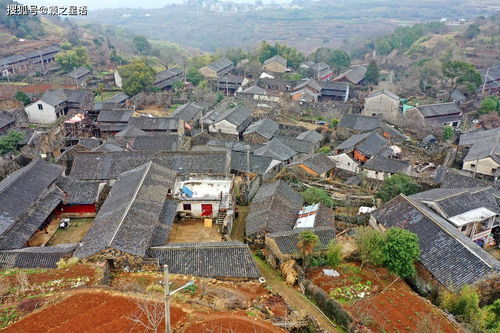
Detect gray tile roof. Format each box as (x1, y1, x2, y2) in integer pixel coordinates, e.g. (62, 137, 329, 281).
(296, 130, 323, 143)
(170, 102, 203, 122)
(208, 138, 263, 153)
(96, 109, 133, 123)
(263, 55, 287, 66)
(267, 227, 335, 255)
(67, 66, 91, 80)
(338, 114, 381, 132)
(147, 241, 259, 279)
(230, 151, 277, 175)
(70, 151, 229, 180)
(206, 57, 234, 75)
(40, 89, 89, 107)
(463, 137, 500, 162)
(371, 195, 500, 290)
(352, 132, 388, 157)
(415, 102, 462, 118)
(114, 126, 148, 137)
(154, 68, 183, 89)
(213, 105, 252, 131)
(108, 134, 181, 151)
(0, 159, 63, 241)
(246, 180, 304, 236)
(104, 92, 129, 104)
(0, 112, 15, 129)
(319, 81, 349, 96)
(436, 166, 493, 189)
(334, 65, 367, 85)
(411, 187, 499, 219)
(289, 153, 336, 175)
(254, 138, 297, 161)
(240, 85, 266, 95)
(363, 155, 409, 174)
(293, 79, 321, 92)
(92, 143, 124, 152)
(74, 162, 177, 258)
(0, 244, 76, 269)
(243, 118, 279, 140)
(0, 186, 64, 250)
(77, 138, 102, 149)
(459, 127, 500, 146)
(275, 136, 316, 154)
(56, 177, 102, 205)
(128, 117, 180, 131)
(366, 89, 399, 101)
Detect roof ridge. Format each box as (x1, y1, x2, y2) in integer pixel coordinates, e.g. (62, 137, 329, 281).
(0, 158, 40, 195)
(108, 161, 152, 247)
(403, 195, 493, 269)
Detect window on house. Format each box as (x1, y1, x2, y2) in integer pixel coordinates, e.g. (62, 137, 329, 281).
(461, 225, 467, 232)
(37, 104, 43, 110)
(452, 122, 458, 127)
(183, 203, 191, 211)
(470, 164, 476, 168)
(492, 168, 497, 174)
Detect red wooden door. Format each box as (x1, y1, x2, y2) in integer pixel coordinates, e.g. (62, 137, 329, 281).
(201, 204, 213, 217)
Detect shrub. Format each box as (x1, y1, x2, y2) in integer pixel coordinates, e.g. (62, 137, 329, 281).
(14, 91, 31, 105)
(303, 280, 352, 329)
(326, 240, 343, 267)
(382, 228, 420, 278)
(0, 131, 25, 155)
(56, 257, 79, 269)
(318, 146, 331, 154)
(301, 187, 335, 207)
(439, 285, 486, 332)
(377, 174, 422, 203)
(354, 227, 385, 266)
(146, 283, 164, 294)
(442, 126, 454, 140)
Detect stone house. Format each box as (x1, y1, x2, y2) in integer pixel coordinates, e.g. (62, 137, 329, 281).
(362, 89, 400, 122)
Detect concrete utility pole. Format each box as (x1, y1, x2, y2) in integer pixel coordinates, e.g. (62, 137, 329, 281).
(162, 265, 194, 333)
(163, 265, 170, 333)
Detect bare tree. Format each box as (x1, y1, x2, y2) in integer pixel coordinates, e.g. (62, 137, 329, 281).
(16, 271, 30, 296)
(127, 294, 164, 333)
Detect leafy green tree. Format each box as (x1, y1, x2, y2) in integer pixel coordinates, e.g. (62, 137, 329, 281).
(326, 240, 343, 267)
(297, 231, 320, 268)
(257, 41, 305, 69)
(464, 23, 480, 40)
(479, 96, 500, 115)
(330, 118, 339, 128)
(187, 68, 204, 86)
(301, 187, 335, 207)
(0, 131, 24, 155)
(354, 227, 385, 267)
(377, 174, 422, 203)
(109, 49, 127, 65)
(382, 228, 420, 278)
(14, 91, 31, 105)
(442, 126, 454, 140)
(329, 50, 351, 74)
(365, 60, 379, 85)
(483, 299, 500, 332)
(442, 61, 482, 101)
(440, 285, 486, 332)
(132, 35, 152, 55)
(118, 59, 155, 96)
(56, 46, 89, 72)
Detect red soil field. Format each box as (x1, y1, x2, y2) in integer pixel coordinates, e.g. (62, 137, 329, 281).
(184, 314, 286, 333)
(3, 292, 186, 333)
(307, 263, 460, 333)
(347, 282, 460, 333)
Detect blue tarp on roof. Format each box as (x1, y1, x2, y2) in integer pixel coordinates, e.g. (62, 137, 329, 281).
(181, 185, 193, 198)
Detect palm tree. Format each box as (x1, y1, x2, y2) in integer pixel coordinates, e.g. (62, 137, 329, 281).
(297, 231, 319, 269)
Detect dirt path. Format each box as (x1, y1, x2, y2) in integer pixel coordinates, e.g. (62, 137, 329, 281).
(254, 257, 341, 333)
